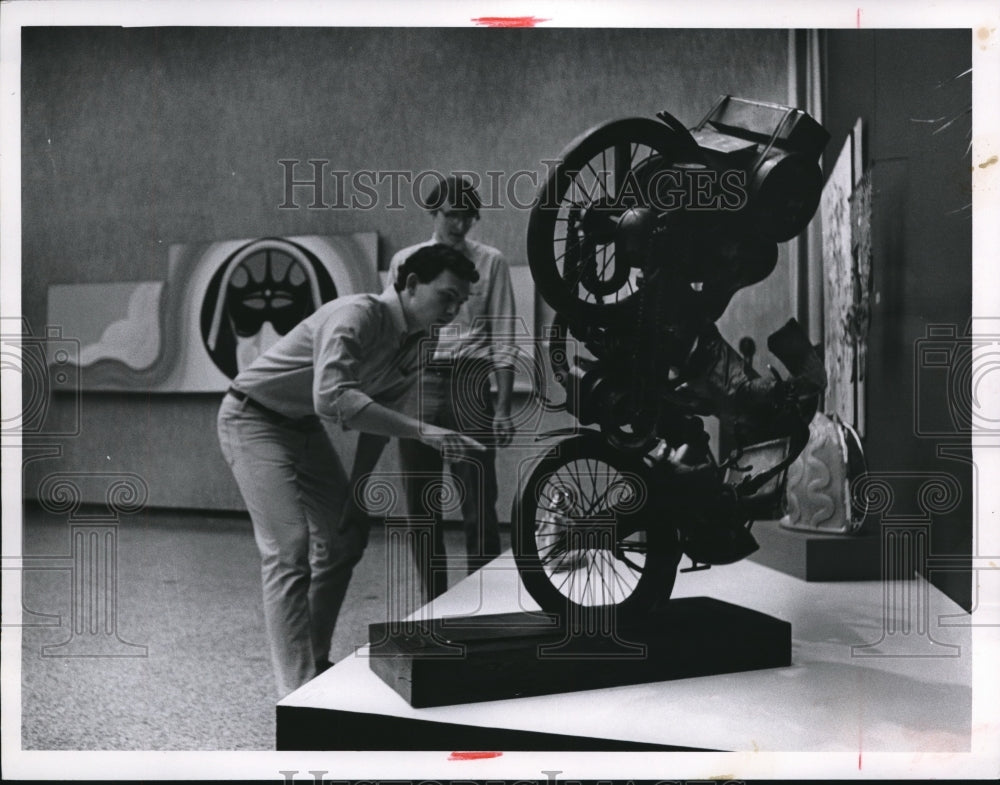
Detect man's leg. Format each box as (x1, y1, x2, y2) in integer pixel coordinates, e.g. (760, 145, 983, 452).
(452, 446, 502, 572)
(399, 437, 448, 601)
(296, 430, 384, 672)
(398, 369, 450, 602)
(217, 398, 328, 698)
(446, 367, 502, 573)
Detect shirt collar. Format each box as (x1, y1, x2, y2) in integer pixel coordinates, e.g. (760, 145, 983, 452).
(377, 287, 423, 340)
(430, 233, 470, 256)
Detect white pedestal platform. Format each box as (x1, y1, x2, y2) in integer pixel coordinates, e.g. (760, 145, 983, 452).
(277, 550, 971, 752)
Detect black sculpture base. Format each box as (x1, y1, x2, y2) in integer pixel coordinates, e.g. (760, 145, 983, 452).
(748, 520, 883, 581)
(367, 596, 790, 708)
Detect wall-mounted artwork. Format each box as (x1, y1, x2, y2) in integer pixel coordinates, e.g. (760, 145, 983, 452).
(821, 120, 872, 437)
(47, 234, 379, 392)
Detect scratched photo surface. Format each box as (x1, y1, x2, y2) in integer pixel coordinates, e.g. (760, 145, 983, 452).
(2, 3, 998, 782)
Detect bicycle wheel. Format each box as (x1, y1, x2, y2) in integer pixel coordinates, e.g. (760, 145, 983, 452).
(527, 115, 704, 328)
(513, 431, 681, 619)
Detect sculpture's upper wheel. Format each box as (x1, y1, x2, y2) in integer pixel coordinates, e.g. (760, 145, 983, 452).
(527, 114, 704, 329)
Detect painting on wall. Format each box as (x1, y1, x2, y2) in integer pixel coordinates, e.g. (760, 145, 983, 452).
(821, 120, 872, 436)
(46, 233, 380, 392)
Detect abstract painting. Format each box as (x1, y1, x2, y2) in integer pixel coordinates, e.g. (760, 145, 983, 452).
(47, 233, 379, 391)
(821, 121, 872, 436)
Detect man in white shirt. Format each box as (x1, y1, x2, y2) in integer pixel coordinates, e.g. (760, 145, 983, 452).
(387, 175, 516, 600)
(219, 244, 483, 697)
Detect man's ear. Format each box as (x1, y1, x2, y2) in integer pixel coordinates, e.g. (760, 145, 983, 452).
(405, 272, 420, 293)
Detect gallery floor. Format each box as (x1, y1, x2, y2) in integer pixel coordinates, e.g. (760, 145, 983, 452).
(17, 503, 482, 750)
(18, 503, 977, 754)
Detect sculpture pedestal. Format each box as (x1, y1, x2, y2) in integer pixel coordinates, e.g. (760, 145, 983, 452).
(749, 520, 883, 581)
(277, 553, 971, 753)
(367, 596, 791, 708)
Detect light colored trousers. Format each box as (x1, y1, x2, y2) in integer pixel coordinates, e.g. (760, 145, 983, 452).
(217, 393, 385, 698)
(398, 362, 501, 601)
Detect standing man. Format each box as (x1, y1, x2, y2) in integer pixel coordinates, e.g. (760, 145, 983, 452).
(217, 244, 483, 698)
(388, 174, 516, 601)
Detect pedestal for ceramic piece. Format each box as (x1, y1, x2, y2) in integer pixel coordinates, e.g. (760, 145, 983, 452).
(749, 519, 883, 581)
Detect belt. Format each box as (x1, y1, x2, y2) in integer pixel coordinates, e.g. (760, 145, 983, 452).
(226, 387, 320, 431)
(424, 357, 495, 377)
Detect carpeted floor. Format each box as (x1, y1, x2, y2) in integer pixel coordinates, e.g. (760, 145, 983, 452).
(18, 504, 502, 750)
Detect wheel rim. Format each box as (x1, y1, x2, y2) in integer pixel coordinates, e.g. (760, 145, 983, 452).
(528, 116, 703, 328)
(531, 455, 652, 607)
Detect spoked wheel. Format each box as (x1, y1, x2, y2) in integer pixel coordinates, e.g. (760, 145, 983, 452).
(513, 431, 682, 620)
(527, 115, 704, 329)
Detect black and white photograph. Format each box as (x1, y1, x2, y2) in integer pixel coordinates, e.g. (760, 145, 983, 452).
(2, 0, 999, 780)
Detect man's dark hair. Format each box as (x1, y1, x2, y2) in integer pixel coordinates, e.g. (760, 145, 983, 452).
(394, 243, 479, 291)
(424, 174, 482, 217)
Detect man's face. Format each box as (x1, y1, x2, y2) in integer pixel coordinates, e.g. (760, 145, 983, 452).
(404, 268, 471, 331)
(432, 207, 478, 247)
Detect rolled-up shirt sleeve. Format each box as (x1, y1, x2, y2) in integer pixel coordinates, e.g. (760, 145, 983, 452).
(312, 305, 376, 423)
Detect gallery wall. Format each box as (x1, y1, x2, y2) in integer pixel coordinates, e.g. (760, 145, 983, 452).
(20, 27, 793, 511)
(822, 29, 973, 610)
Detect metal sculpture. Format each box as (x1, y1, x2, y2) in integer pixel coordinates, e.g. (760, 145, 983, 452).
(515, 96, 831, 619)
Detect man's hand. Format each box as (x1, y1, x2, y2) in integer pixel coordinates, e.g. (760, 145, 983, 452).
(421, 425, 486, 461)
(493, 412, 515, 447)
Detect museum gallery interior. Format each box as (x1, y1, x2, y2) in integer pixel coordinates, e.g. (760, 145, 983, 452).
(11, 26, 984, 756)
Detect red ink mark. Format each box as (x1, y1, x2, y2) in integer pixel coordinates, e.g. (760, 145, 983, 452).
(471, 16, 549, 28)
(857, 670, 864, 769)
(856, 8, 862, 28)
(449, 751, 503, 760)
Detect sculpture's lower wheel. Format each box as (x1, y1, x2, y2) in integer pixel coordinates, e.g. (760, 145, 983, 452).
(527, 114, 703, 329)
(513, 431, 681, 621)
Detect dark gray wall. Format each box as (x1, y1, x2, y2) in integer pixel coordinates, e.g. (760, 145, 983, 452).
(822, 29, 973, 610)
(21, 27, 792, 511)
